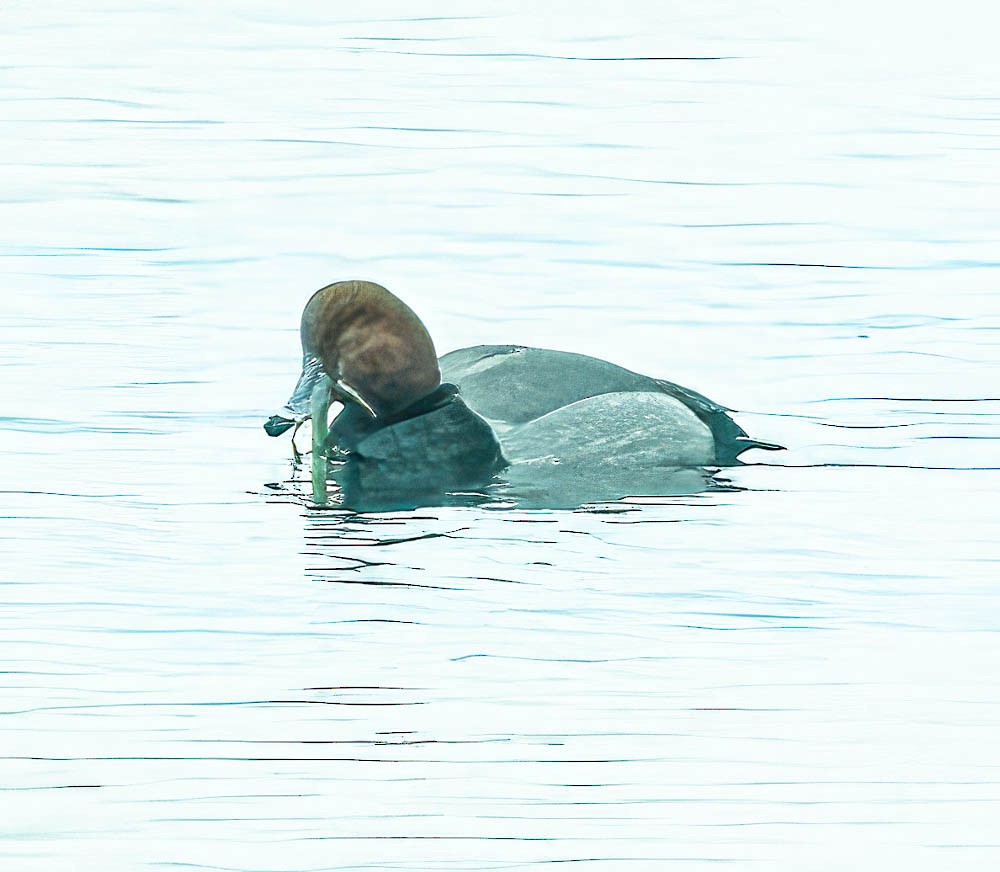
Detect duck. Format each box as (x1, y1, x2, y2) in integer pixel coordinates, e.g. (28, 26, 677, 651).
(264, 280, 782, 508)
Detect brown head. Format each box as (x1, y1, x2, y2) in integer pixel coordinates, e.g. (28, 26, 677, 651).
(301, 280, 442, 418)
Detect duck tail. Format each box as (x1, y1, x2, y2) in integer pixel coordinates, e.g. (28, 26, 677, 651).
(732, 437, 785, 457)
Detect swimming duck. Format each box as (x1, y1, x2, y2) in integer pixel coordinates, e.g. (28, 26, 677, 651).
(264, 280, 781, 508)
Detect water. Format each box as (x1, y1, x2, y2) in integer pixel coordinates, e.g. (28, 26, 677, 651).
(2, 1, 999, 869)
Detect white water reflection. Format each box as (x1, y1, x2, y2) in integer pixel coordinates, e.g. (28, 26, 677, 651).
(2, 1, 999, 870)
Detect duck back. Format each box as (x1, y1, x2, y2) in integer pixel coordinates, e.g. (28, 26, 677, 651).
(439, 345, 658, 425)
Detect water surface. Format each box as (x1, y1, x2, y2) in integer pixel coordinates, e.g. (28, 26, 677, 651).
(2, 2, 999, 869)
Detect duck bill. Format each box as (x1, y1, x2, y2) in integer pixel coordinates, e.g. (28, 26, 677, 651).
(263, 355, 327, 436)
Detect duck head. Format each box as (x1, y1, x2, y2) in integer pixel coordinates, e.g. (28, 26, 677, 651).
(264, 280, 442, 436)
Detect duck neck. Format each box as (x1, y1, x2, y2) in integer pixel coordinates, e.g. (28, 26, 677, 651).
(379, 383, 458, 427)
(328, 383, 460, 452)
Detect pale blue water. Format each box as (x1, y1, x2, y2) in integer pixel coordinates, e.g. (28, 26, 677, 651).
(2, 2, 999, 869)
